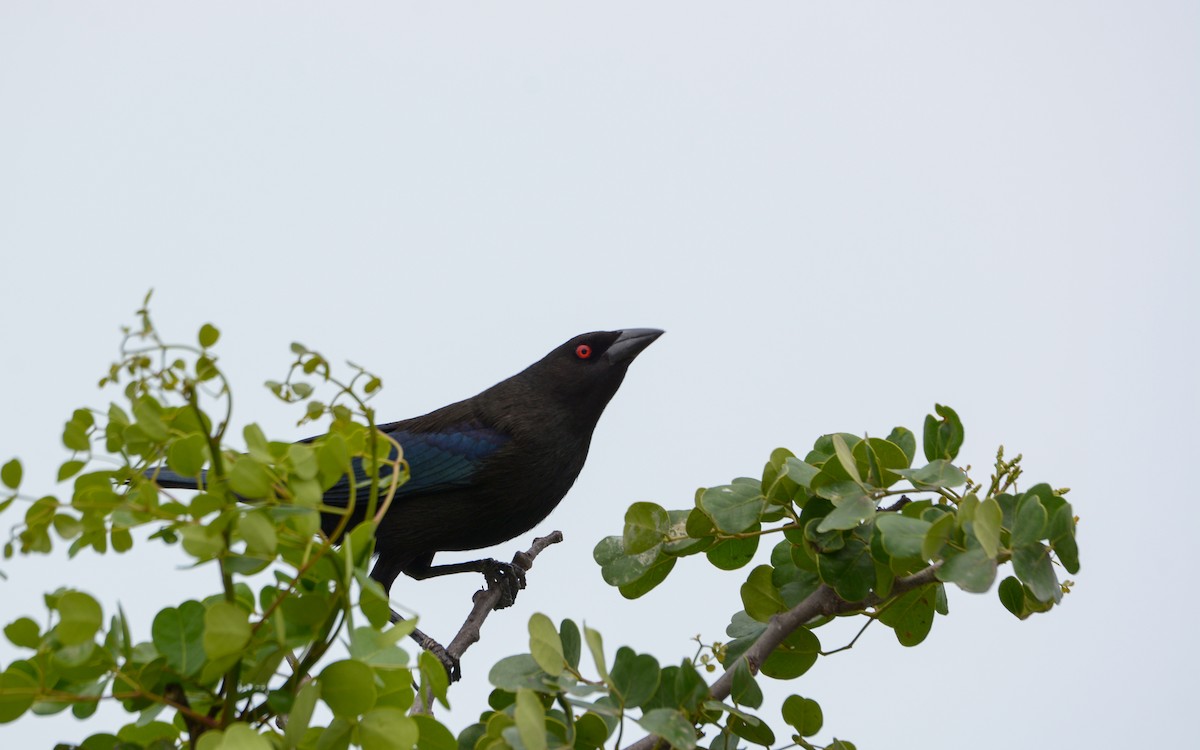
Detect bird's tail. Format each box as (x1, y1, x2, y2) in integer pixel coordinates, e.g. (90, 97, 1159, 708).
(145, 467, 207, 490)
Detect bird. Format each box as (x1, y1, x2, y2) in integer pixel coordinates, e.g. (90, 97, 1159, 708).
(148, 328, 663, 604)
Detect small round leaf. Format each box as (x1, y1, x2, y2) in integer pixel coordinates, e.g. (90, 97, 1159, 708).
(320, 659, 377, 718)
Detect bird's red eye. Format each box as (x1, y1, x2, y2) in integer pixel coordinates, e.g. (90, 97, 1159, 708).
(575, 344, 592, 359)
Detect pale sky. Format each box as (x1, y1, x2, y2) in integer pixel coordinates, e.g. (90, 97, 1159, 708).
(2, 2, 1197, 747)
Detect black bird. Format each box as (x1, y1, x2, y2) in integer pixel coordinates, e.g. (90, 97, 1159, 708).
(149, 329, 662, 601)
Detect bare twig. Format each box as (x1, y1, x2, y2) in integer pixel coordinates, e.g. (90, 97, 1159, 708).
(446, 531, 565, 664)
(408, 530, 565, 716)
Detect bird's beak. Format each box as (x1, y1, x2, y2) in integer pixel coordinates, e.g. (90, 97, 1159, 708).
(604, 328, 664, 364)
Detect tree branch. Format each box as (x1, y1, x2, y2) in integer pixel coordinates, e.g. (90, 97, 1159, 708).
(446, 531, 565, 663)
(621, 564, 942, 750)
(409, 531, 565, 688)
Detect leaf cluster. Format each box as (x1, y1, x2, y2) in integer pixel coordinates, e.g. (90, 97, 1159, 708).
(0, 300, 1082, 750)
(0, 298, 442, 750)
(592, 404, 1080, 747)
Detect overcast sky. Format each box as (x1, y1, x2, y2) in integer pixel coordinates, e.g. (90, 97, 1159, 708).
(2, 2, 1197, 747)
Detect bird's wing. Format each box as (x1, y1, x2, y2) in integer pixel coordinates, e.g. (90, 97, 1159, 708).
(320, 422, 510, 507)
(145, 422, 509, 503)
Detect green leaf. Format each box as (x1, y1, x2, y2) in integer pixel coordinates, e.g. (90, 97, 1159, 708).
(740, 565, 786, 622)
(238, 511, 277, 556)
(817, 535, 874, 601)
(281, 446, 317, 487)
(665, 508, 712, 557)
(854, 438, 910, 488)
(57, 460, 86, 481)
(284, 680, 320, 748)
(761, 626, 820, 679)
(705, 534, 759, 571)
(816, 495, 875, 532)
(885, 427, 917, 467)
(167, 434, 208, 478)
(151, 601, 206, 677)
(414, 715, 457, 750)
(514, 689, 548, 750)
(320, 659, 377, 718)
(609, 647, 660, 708)
(117, 721, 179, 746)
(573, 712, 610, 750)
(699, 481, 766, 534)
(560, 619, 581, 670)
(196, 355, 219, 382)
(783, 457, 820, 489)
(877, 585, 937, 646)
(998, 576, 1028, 619)
(894, 460, 966, 489)
(938, 545, 997, 593)
(923, 404, 964, 461)
(198, 323, 220, 348)
(4, 618, 40, 649)
(0, 667, 38, 723)
(229, 456, 273, 498)
(595, 535, 676, 595)
(180, 525, 224, 560)
(1, 459, 21, 490)
(808, 433, 861, 464)
(56, 591, 103, 645)
(203, 600, 250, 661)
(831, 434, 864, 486)
(584, 625, 610, 684)
(781, 695, 823, 737)
(529, 613, 565, 677)
(623, 502, 669, 555)
(1012, 497, 1048, 546)
(418, 650, 450, 710)
(314, 719, 352, 750)
(875, 514, 932, 559)
(730, 659, 763, 709)
(636, 708, 696, 750)
(1047, 503, 1080, 574)
(52, 513, 82, 540)
(618, 556, 676, 599)
(921, 512, 955, 560)
(131, 399, 167, 442)
(728, 713, 775, 747)
(358, 708, 417, 750)
(762, 448, 799, 503)
(974, 497, 1003, 558)
(488, 654, 553, 693)
(1012, 543, 1060, 603)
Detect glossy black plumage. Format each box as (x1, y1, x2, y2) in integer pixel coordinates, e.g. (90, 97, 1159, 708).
(151, 329, 662, 596)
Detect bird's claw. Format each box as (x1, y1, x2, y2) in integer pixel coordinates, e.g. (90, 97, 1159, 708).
(482, 559, 527, 608)
(414, 633, 462, 682)
(429, 642, 462, 683)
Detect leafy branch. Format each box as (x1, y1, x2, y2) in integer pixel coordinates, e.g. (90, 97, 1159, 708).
(0, 301, 1081, 750)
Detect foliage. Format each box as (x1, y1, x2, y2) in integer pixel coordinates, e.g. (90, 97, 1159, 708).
(583, 406, 1080, 748)
(0, 298, 1080, 750)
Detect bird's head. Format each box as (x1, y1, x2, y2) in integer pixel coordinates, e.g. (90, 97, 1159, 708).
(509, 328, 663, 424)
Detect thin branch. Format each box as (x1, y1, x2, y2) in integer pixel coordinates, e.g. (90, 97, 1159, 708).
(445, 531, 565, 664)
(408, 532, 566, 715)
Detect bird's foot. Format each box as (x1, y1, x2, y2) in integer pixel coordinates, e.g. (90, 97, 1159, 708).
(481, 558, 527, 609)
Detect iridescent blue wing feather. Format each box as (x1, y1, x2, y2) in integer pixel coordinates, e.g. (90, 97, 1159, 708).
(320, 423, 509, 506)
